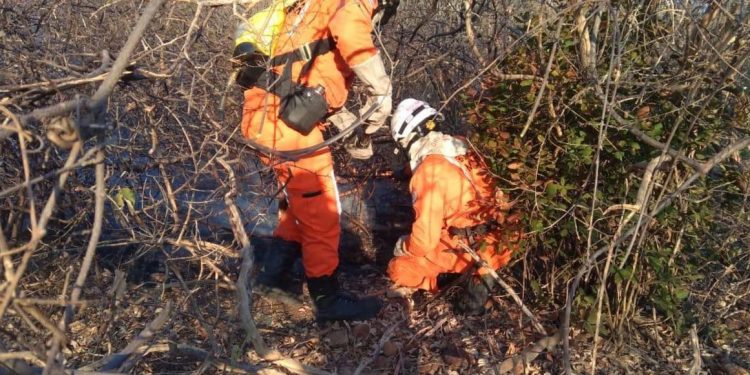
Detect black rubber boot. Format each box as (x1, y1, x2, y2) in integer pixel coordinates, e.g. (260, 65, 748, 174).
(436, 272, 463, 289)
(307, 275, 382, 322)
(255, 238, 303, 305)
(453, 275, 492, 316)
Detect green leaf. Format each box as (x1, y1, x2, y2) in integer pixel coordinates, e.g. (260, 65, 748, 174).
(673, 288, 690, 301)
(530, 279, 542, 295)
(114, 187, 136, 210)
(545, 183, 560, 197)
(520, 79, 534, 87)
(531, 219, 544, 232)
(650, 122, 664, 138)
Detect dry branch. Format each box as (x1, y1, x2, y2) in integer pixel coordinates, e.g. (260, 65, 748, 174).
(603, 98, 704, 171)
(0, 351, 46, 367)
(354, 320, 403, 375)
(520, 18, 564, 138)
(216, 157, 268, 355)
(494, 332, 561, 374)
(0, 142, 82, 321)
(18, 0, 167, 127)
(45, 150, 106, 373)
(464, 0, 487, 66)
(94, 302, 173, 372)
(456, 242, 547, 335)
(561, 136, 750, 374)
(0, 146, 101, 199)
(688, 324, 702, 375)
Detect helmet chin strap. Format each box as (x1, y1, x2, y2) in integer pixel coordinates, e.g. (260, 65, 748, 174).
(394, 114, 443, 154)
(393, 118, 435, 156)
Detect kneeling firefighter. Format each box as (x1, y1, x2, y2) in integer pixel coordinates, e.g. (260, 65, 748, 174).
(386, 99, 523, 315)
(233, 0, 397, 321)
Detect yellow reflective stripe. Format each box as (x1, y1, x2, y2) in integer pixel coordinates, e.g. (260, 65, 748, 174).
(234, 0, 290, 55)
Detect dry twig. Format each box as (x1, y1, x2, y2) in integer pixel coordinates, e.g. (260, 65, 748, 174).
(89, 302, 173, 372)
(456, 242, 547, 335)
(561, 136, 750, 374)
(520, 18, 564, 138)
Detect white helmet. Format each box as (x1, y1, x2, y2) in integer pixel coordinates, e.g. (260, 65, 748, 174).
(390, 98, 438, 148)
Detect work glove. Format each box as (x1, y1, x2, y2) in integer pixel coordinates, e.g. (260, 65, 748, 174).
(373, 0, 400, 28)
(393, 235, 411, 257)
(351, 53, 393, 135)
(327, 107, 373, 159)
(327, 107, 357, 133)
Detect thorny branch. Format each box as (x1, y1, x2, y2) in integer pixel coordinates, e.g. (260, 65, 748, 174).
(2, 0, 749, 373)
(457, 242, 547, 335)
(0, 142, 82, 321)
(44, 150, 106, 374)
(561, 137, 750, 374)
(18, 0, 168, 127)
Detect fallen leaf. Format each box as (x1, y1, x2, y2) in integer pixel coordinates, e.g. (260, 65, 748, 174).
(722, 361, 750, 375)
(382, 341, 398, 357)
(327, 329, 348, 347)
(352, 323, 370, 340)
(373, 355, 391, 369)
(442, 343, 469, 368)
(636, 106, 651, 119)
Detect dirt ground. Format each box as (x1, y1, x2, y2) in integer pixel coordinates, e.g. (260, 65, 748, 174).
(2, 1, 750, 374)
(5, 228, 748, 375)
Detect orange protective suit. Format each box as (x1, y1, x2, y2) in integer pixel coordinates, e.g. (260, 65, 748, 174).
(387, 153, 515, 292)
(241, 0, 379, 278)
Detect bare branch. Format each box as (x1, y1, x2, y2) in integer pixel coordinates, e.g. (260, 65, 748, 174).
(96, 302, 173, 372)
(561, 136, 750, 374)
(520, 18, 563, 139)
(44, 150, 106, 373)
(457, 241, 547, 335)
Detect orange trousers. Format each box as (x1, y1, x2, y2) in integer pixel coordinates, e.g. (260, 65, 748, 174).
(242, 91, 341, 278)
(387, 236, 511, 292)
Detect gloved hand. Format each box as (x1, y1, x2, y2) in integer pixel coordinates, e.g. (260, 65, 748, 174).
(327, 108, 373, 160)
(393, 235, 411, 257)
(351, 53, 392, 135)
(327, 107, 358, 133)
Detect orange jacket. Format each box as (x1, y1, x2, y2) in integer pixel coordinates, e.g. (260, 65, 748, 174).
(404, 153, 498, 259)
(247, 0, 378, 110)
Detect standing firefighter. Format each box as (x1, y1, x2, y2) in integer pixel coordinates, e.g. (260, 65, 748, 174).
(234, 0, 395, 321)
(387, 99, 522, 315)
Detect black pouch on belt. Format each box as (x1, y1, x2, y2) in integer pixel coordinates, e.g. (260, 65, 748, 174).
(278, 85, 329, 136)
